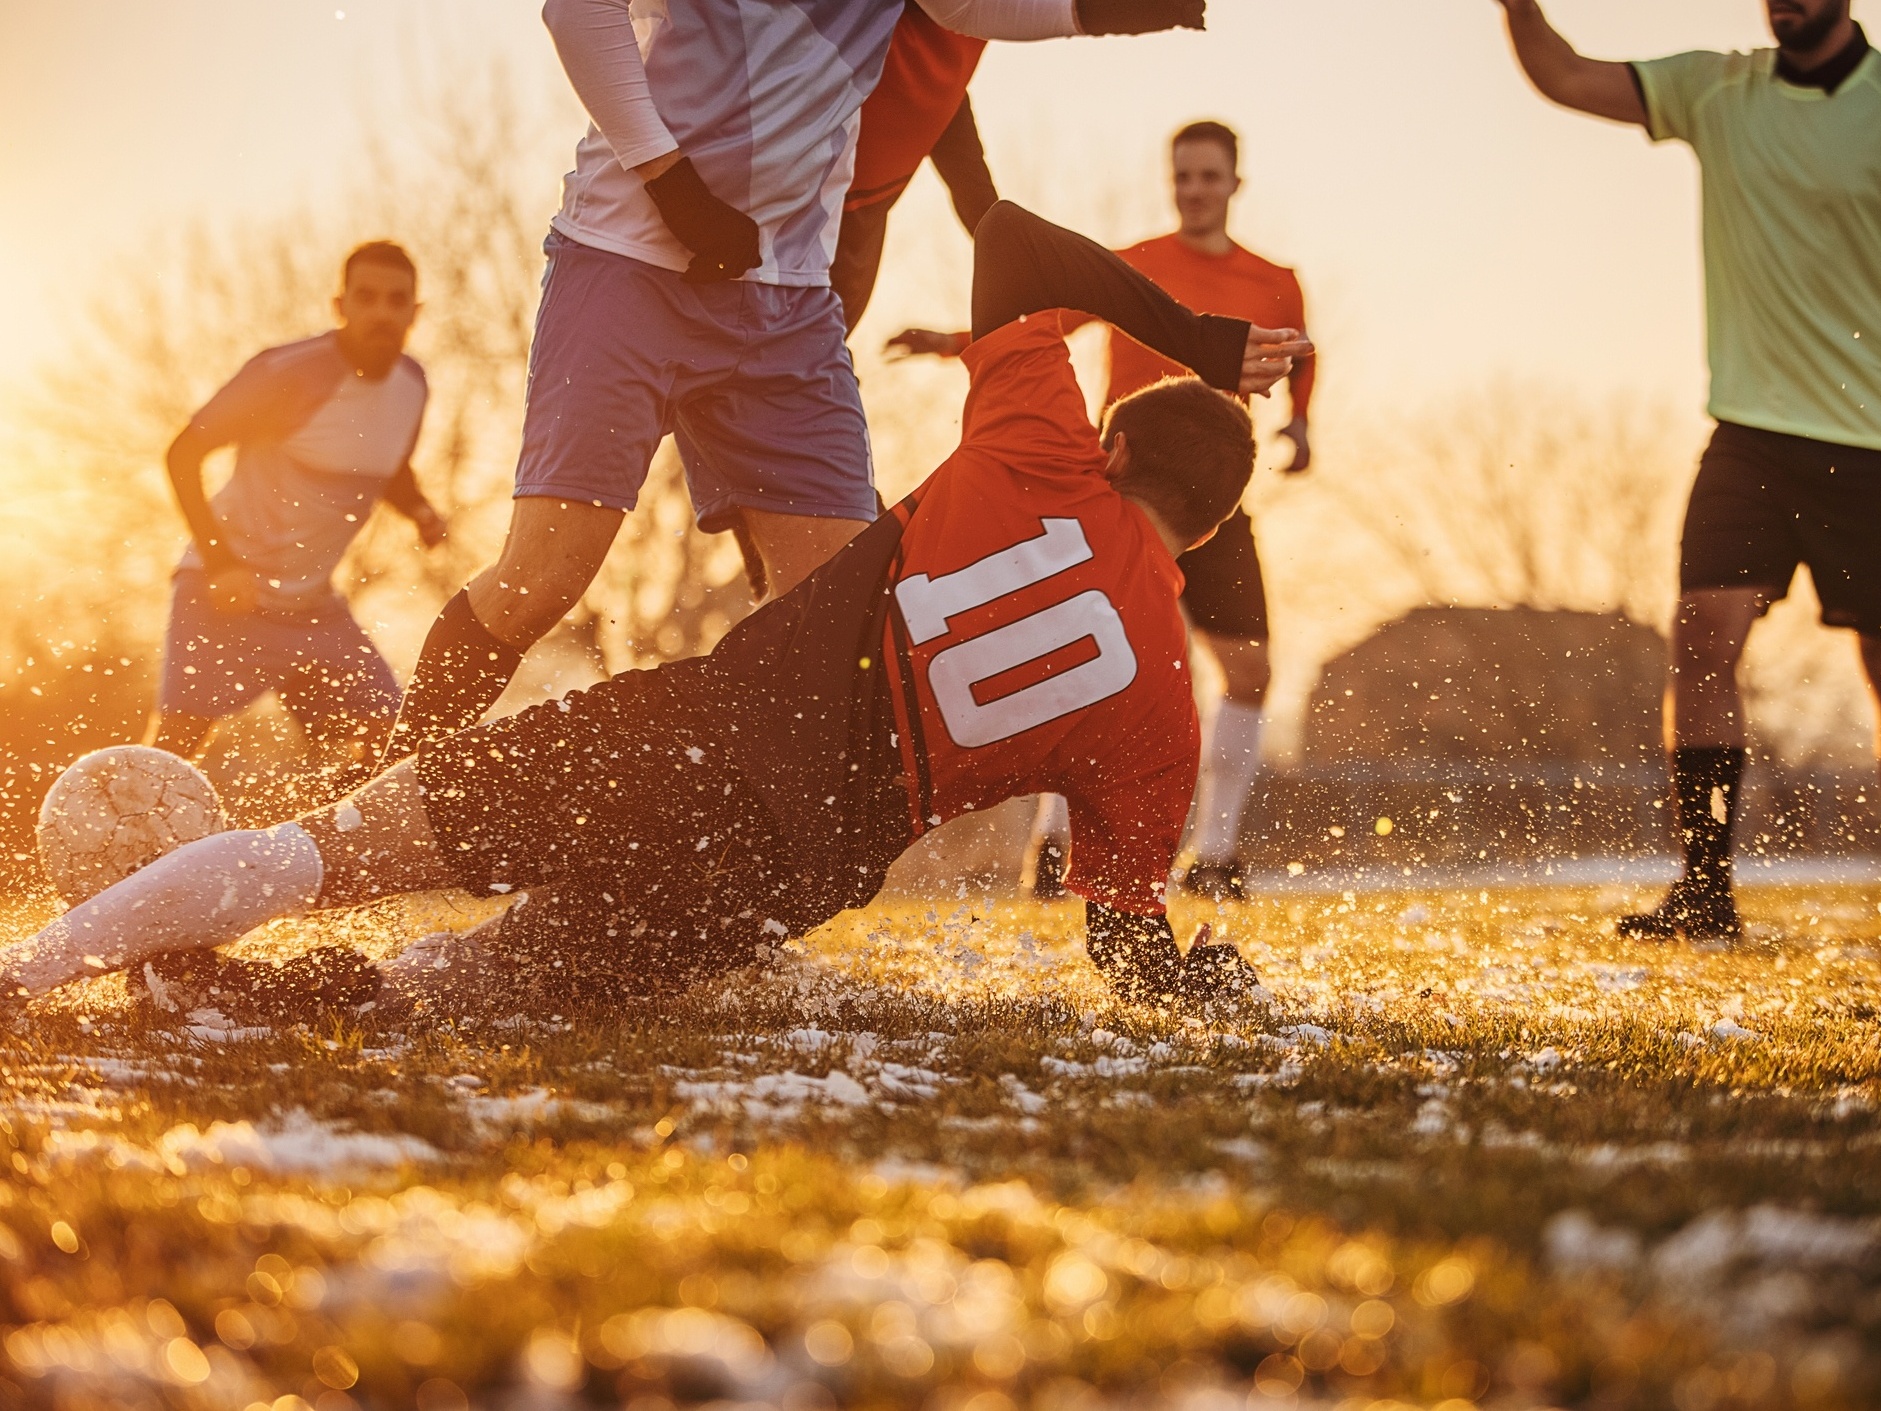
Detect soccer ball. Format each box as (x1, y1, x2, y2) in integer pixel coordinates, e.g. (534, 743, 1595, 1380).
(37, 746, 227, 907)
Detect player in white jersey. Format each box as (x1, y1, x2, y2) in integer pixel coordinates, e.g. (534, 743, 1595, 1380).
(376, 0, 1208, 767)
(153, 241, 446, 796)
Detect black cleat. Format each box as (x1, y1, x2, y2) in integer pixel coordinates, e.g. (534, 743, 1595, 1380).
(1179, 942, 1268, 1007)
(1617, 881, 1743, 944)
(1032, 841, 1069, 901)
(141, 946, 382, 1025)
(1182, 860, 1246, 902)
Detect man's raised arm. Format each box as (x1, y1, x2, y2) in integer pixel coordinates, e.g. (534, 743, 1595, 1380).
(916, 0, 1205, 40)
(1494, 0, 1646, 125)
(970, 201, 1312, 398)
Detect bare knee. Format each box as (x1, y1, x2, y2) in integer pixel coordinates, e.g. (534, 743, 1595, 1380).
(468, 499, 623, 648)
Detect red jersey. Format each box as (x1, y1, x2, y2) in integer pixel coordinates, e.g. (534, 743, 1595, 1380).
(1104, 234, 1314, 416)
(882, 317, 1199, 916)
(847, 7, 986, 211)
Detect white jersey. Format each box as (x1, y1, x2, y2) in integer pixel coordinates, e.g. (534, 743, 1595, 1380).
(546, 0, 1077, 287)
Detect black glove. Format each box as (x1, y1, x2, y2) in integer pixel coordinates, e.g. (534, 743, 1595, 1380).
(644, 156, 762, 284)
(1075, 0, 1205, 36)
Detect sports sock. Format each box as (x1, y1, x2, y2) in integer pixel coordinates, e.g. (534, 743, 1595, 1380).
(1671, 745, 1746, 897)
(1193, 700, 1264, 864)
(1033, 793, 1071, 847)
(381, 590, 524, 764)
(10, 825, 324, 998)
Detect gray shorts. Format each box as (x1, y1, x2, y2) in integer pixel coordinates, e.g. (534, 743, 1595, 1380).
(514, 230, 877, 532)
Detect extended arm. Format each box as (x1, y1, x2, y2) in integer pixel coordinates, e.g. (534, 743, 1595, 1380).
(970, 201, 1311, 397)
(382, 462, 448, 548)
(1495, 0, 1646, 125)
(165, 425, 258, 614)
(916, 0, 1205, 38)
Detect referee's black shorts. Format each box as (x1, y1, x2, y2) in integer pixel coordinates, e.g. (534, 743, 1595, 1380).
(1177, 507, 1269, 640)
(1682, 421, 1881, 637)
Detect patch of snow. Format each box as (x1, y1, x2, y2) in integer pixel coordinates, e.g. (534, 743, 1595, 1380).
(1711, 1019, 1762, 1042)
(1544, 1210, 1642, 1272)
(44, 1112, 438, 1175)
(999, 1075, 1048, 1115)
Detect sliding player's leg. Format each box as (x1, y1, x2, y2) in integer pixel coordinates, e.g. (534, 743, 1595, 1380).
(3, 760, 448, 1003)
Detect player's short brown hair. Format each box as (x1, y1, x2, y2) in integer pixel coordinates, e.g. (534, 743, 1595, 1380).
(341, 240, 417, 291)
(1172, 120, 1239, 171)
(1102, 377, 1255, 545)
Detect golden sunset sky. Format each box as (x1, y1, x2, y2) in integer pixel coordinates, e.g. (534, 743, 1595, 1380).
(6, 0, 1871, 420)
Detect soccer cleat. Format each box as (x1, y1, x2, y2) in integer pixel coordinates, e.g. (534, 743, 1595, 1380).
(1616, 881, 1744, 944)
(1032, 841, 1069, 901)
(1179, 942, 1269, 1007)
(1182, 860, 1246, 902)
(140, 946, 382, 1025)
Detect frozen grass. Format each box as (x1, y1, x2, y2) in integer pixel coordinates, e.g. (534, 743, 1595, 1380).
(0, 880, 1877, 1410)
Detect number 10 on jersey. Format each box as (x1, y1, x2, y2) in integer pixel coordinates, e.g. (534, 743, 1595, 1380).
(895, 518, 1139, 749)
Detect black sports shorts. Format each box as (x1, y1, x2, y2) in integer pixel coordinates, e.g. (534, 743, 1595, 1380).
(1682, 421, 1881, 636)
(415, 664, 817, 1004)
(1177, 507, 1269, 640)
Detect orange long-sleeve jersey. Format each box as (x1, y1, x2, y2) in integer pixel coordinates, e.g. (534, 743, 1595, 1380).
(1101, 234, 1313, 418)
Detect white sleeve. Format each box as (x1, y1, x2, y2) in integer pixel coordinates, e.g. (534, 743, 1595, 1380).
(913, 0, 1082, 41)
(541, 0, 679, 172)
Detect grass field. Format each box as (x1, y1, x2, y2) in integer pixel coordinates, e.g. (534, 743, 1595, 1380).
(0, 878, 1877, 1411)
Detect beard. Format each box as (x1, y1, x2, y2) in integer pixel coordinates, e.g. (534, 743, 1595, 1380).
(1769, 3, 1845, 52)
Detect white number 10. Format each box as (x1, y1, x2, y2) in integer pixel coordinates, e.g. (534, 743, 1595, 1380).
(895, 518, 1138, 748)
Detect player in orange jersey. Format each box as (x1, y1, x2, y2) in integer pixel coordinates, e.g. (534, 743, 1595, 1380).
(9, 204, 1310, 1021)
(892, 120, 1315, 901)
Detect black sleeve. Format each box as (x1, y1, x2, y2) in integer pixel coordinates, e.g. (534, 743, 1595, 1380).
(970, 200, 1249, 393)
(930, 95, 1000, 236)
(1084, 900, 1186, 1003)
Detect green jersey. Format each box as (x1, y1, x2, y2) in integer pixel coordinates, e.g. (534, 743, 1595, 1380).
(1635, 45, 1881, 451)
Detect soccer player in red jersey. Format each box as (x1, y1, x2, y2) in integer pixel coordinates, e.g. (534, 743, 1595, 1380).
(8, 204, 1311, 1020)
(892, 120, 1314, 901)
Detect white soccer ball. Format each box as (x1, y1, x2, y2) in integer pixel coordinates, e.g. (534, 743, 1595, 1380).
(37, 746, 227, 906)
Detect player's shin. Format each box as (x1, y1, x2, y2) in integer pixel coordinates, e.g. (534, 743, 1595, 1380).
(7, 826, 324, 998)
(380, 589, 524, 764)
(1193, 700, 1264, 864)
(1672, 745, 1745, 897)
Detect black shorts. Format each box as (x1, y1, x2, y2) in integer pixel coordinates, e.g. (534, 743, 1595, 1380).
(415, 663, 818, 1003)
(1177, 507, 1269, 640)
(1682, 422, 1881, 636)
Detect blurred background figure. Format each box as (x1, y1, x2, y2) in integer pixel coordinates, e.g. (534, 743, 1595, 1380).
(149, 240, 445, 801)
(1491, 0, 1881, 942)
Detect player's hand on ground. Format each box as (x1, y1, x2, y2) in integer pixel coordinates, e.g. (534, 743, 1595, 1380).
(642, 155, 762, 284)
(885, 328, 965, 360)
(412, 505, 448, 549)
(1240, 326, 1314, 400)
(1076, 0, 1206, 35)
(1282, 416, 1312, 474)
(206, 564, 260, 616)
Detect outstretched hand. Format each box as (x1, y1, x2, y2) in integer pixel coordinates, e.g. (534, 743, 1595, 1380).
(1076, 0, 1206, 35)
(885, 328, 965, 360)
(1240, 326, 1314, 400)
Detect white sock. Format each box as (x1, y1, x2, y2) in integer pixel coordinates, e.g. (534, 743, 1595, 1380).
(1032, 793, 1070, 848)
(1193, 700, 1265, 864)
(9, 825, 324, 997)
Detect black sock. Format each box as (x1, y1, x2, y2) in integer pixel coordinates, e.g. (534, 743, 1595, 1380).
(1672, 746, 1746, 897)
(381, 590, 524, 765)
